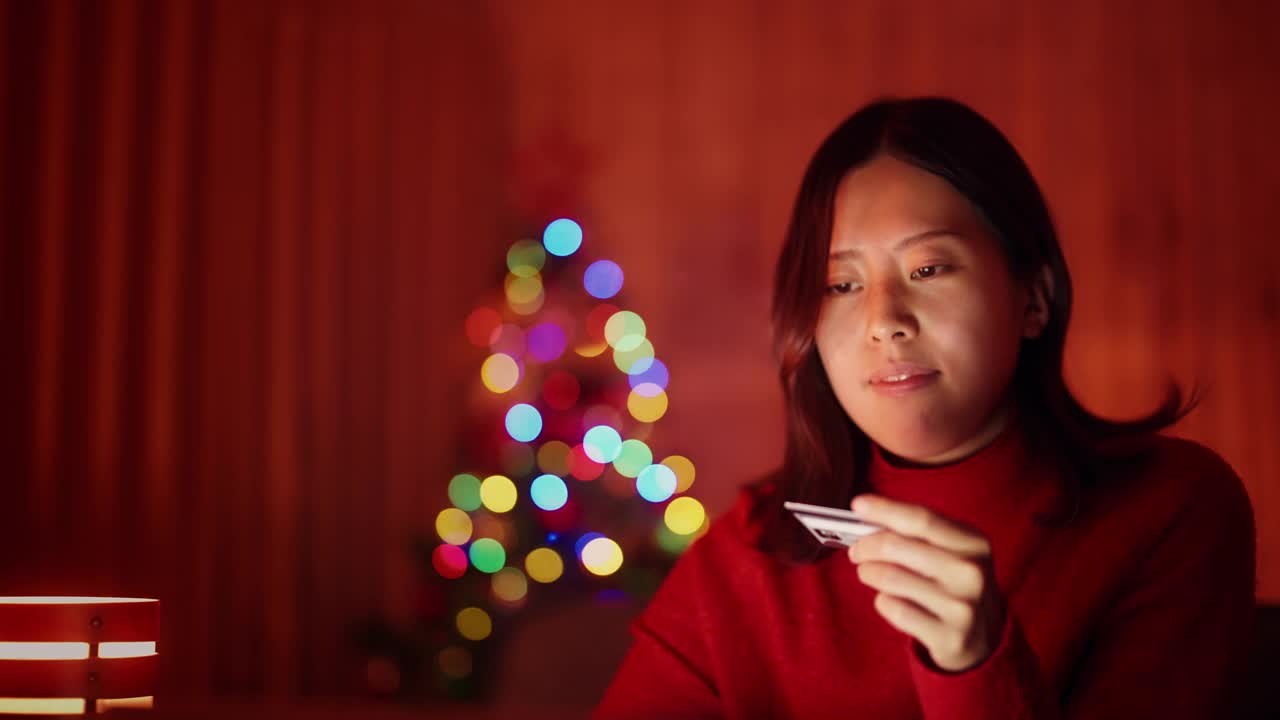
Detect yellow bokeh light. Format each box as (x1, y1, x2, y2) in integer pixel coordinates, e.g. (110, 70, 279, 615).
(480, 353, 520, 393)
(504, 274, 543, 304)
(525, 547, 565, 583)
(480, 475, 518, 513)
(662, 455, 696, 493)
(456, 607, 492, 641)
(574, 340, 609, 357)
(537, 441, 572, 475)
(492, 567, 529, 603)
(613, 338, 655, 374)
(627, 387, 669, 423)
(604, 311, 646, 351)
(581, 537, 624, 576)
(510, 291, 545, 316)
(664, 496, 706, 535)
(435, 508, 473, 545)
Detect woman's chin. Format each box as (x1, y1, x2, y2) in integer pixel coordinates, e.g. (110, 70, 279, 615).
(863, 425, 969, 467)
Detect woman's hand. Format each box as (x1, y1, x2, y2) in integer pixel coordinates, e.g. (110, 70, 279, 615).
(846, 494, 1007, 673)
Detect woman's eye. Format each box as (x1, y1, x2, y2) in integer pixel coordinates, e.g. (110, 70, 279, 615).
(825, 282, 855, 295)
(911, 265, 948, 280)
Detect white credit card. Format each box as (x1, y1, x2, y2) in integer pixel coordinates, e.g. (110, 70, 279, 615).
(784, 501, 884, 549)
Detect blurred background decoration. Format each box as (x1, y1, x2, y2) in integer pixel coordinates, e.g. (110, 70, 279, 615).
(0, 0, 1276, 715)
(354, 142, 706, 700)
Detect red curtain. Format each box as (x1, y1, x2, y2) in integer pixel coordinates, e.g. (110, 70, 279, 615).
(0, 0, 508, 696)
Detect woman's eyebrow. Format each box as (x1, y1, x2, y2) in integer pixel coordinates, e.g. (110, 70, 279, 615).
(828, 228, 961, 261)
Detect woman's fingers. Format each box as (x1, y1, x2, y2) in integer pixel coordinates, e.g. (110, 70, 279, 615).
(849, 534, 986, 600)
(852, 494, 991, 559)
(855, 559, 974, 626)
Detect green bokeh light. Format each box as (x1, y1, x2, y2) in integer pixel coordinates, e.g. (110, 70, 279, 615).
(449, 474, 482, 512)
(612, 439, 653, 478)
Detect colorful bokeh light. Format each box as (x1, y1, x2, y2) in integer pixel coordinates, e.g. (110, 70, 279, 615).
(613, 439, 653, 478)
(505, 273, 543, 304)
(530, 474, 569, 511)
(506, 239, 546, 278)
(536, 441, 572, 475)
(480, 475, 518, 513)
(583, 260, 624, 299)
(505, 274, 545, 316)
(664, 496, 706, 534)
(449, 473, 483, 511)
(480, 353, 520, 393)
(613, 338, 655, 374)
(575, 531, 604, 557)
(435, 508, 473, 545)
(628, 358, 669, 391)
(490, 323, 526, 357)
(583, 425, 623, 463)
(456, 607, 492, 641)
(492, 567, 529, 604)
(604, 311, 646, 351)
(635, 464, 677, 503)
(527, 322, 567, 362)
(568, 444, 605, 481)
(432, 544, 468, 579)
(469, 538, 506, 574)
(661, 455, 697, 493)
(580, 536, 624, 576)
(543, 218, 583, 257)
(627, 385, 669, 422)
(464, 307, 502, 348)
(504, 404, 543, 443)
(573, 340, 609, 358)
(525, 547, 564, 583)
(655, 522, 696, 555)
(585, 303, 619, 342)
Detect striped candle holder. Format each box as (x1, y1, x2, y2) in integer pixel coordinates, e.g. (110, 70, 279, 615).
(0, 597, 159, 715)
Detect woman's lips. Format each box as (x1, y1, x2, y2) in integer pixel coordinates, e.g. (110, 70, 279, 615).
(869, 371, 940, 396)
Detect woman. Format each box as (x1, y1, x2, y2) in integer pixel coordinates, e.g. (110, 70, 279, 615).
(594, 97, 1256, 719)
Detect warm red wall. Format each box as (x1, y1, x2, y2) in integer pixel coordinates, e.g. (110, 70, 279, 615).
(1, 0, 1276, 702)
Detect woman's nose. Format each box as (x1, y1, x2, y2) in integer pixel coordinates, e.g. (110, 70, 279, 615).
(866, 283, 917, 343)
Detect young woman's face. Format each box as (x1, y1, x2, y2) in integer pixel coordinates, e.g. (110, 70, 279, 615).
(815, 153, 1044, 465)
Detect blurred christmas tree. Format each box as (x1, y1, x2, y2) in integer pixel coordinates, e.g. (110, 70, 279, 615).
(355, 135, 707, 701)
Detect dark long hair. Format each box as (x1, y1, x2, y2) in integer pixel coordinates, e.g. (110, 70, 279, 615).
(756, 96, 1201, 561)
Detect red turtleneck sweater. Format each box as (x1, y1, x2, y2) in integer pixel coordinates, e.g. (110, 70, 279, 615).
(594, 420, 1257, 719)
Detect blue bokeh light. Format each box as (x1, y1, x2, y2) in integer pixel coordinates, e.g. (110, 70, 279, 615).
(583, 425, 623, 463)
(636, 463, 678, 503)
(505, 403, 543, 442)
(583, 260, 624, 299)
(628, 358, 669, 392)
(530, 474, 569, 511)
(543, 218, 583, 257)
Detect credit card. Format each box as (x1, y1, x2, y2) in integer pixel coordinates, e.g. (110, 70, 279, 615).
(784, 500, 884, 549)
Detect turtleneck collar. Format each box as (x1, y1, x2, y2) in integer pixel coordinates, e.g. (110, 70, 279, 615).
(866, 404, 1061, 532)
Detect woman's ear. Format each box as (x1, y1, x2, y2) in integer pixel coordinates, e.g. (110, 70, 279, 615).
(1022, 264, 1053, 339)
